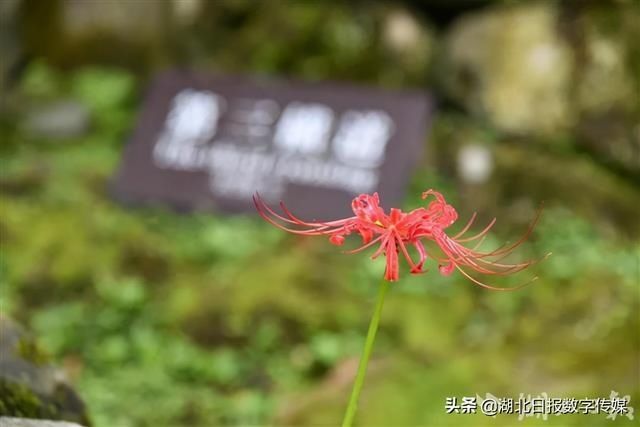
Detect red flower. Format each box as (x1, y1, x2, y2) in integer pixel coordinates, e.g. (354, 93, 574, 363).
(254, 190, 544, 289)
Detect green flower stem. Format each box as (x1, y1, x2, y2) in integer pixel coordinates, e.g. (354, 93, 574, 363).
(342, 278, 390, 427)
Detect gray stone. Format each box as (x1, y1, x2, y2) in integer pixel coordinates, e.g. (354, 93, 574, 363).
(0, 316, 90, 425)
(572, 4, 640, 174)
(0, 417, 85, 427)
(441, 3, 574, 135)
(439, 2, 640, 174)
(19, 0, 169, 70)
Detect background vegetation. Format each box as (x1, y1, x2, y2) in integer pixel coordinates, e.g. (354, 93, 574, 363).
(1, 0, 638, 426)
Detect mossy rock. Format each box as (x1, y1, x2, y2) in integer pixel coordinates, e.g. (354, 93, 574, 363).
(0, 316, 90, 425)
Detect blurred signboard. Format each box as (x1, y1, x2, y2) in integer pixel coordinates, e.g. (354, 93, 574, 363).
(113, 71, 432, 219)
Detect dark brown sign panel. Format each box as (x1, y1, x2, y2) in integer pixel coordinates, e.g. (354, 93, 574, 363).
(113, 71, 432, 219)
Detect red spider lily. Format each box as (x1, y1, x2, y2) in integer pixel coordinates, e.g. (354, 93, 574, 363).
(253, 190, 545, 289)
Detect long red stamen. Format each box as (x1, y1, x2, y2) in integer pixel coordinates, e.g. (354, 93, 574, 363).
(343, 234, 386, 255)
(395, 235, 420, 272)
(435, 235, 526, 276)
(371, 234, 391, 260)
(455, 218, 496, 242)
(253, 196, 346, 236)
(278, 200, 355, 228)
(455, 265, 538, 291)
(451, 212, 477, 239)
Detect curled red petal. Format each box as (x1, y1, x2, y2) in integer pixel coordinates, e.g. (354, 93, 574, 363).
(383, 238, 399, 282)
(329, 234, 345, 246)
(343, 234, 386, 255)
(439, 262, 455, 276)
(410, 240, 427, 274)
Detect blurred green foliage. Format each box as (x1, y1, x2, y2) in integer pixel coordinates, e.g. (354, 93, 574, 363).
(1, 59, 638, 426)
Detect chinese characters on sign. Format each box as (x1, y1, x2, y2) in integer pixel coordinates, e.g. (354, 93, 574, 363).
(445, 391, 634, 421)
(113, 71, 431, 218)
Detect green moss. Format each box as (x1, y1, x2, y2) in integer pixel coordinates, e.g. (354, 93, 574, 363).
(16, 337, 50, 366)
(0, 378, 47, 418)
(0, 379, 90, 425)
